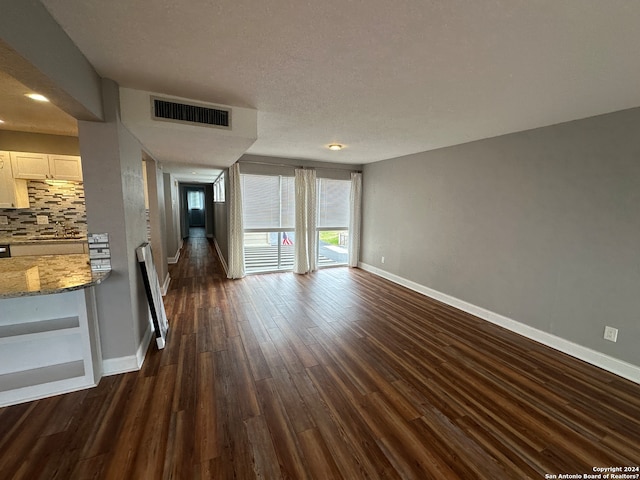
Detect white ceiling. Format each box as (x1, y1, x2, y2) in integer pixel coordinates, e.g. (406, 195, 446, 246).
(26, 1, 640, 165)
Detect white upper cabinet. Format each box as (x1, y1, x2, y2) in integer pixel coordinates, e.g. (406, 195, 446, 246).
(10, 152, 83, 182)
(48, 154, 83, 181)
(0, 152, 29, 209)
(9, 152, 49, 180)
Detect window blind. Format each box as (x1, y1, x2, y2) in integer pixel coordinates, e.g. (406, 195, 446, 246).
(317, 178, 350, 228)
(242, 174, 295, 229)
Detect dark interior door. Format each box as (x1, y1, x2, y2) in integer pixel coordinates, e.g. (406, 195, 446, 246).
(189, 208, 205, 227)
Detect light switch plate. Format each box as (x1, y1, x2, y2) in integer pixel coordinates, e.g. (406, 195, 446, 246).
(36, 215, 49, 225)
(0, 215, 8, 225)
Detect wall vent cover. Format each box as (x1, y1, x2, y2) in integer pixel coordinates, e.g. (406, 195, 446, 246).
(151, 97, 231, 129)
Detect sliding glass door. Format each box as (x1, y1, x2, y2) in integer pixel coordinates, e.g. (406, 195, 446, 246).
(242, 174, 295, 273)
(316, 178, 350, 267)
(241, 173, 352, 273)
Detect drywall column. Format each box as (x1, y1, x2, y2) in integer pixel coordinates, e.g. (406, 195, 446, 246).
(145, 158, 169, 290)
(163, 173, 181, 262)
(78, 79, 150, 370)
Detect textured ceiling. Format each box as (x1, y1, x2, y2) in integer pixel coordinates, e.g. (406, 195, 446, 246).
(37, 0, 640, 164)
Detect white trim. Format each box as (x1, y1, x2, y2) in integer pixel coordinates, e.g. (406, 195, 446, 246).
(136, 324, 153, 367)
(102, 324, 153, 376)
(0, 376, 99, 408)
(102, 355, 139, 376)
(161, 272, 171, 296)
(214, 237, 229, 276)
(359, 262, 640, 385)
(167, 248, 181, 264)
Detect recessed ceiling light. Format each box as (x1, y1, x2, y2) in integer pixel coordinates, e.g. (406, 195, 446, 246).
(328, 144, 343, 151)
(191, 171, 197, 174)
(25, 93, 49, 102)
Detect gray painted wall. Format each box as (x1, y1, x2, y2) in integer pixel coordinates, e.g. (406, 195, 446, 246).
(79, 79, 149, 361)
(362, 107, 640, 368)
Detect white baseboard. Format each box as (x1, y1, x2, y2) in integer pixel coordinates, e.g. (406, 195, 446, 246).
(102, 324, 153, 376)
(214, 238, 228, 276)
(101, 355, 139, 377)
(0, 377, 99, 408)
(168, 239, 183, 264)
(161, 272, 171, 296)
(359, 262, 640, 385)
(167, 249, 180, 264)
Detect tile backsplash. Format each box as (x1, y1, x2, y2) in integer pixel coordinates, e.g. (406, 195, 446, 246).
(0, 180, 87, 242)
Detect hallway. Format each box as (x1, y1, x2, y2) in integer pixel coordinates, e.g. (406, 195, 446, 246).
(188, 227, 207, 238)
(0, 235, 639, 478)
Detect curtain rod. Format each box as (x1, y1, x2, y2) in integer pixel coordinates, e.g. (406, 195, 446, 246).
(238, 160, 361, 173)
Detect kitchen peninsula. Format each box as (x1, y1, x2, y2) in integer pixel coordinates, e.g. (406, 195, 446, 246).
(0, 253, 110, 406)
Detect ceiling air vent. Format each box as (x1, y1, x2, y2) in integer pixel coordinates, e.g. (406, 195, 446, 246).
(151, 97, 231, 129)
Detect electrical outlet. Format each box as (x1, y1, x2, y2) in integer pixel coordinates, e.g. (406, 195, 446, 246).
(36, 215, 49, 225)
(604, 326, 618, 342)
(0, 215, 8, 225)
(381, 256, 385, 264)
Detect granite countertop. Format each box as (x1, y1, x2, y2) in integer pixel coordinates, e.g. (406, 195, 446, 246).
(0, 254, 110, 299)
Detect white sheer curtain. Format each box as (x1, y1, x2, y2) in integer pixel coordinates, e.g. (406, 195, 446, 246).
(348, 172, 362, 267)
(294, 168, 317, 274)
(227, 163, 245, 279)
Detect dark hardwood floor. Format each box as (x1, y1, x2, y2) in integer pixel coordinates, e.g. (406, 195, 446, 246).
(1, 235, 639, 479)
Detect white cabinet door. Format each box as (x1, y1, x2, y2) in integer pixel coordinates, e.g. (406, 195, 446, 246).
(48, 155, 83, 181)
(0, 152, 29, 209)
(10, 152, 49, 180)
